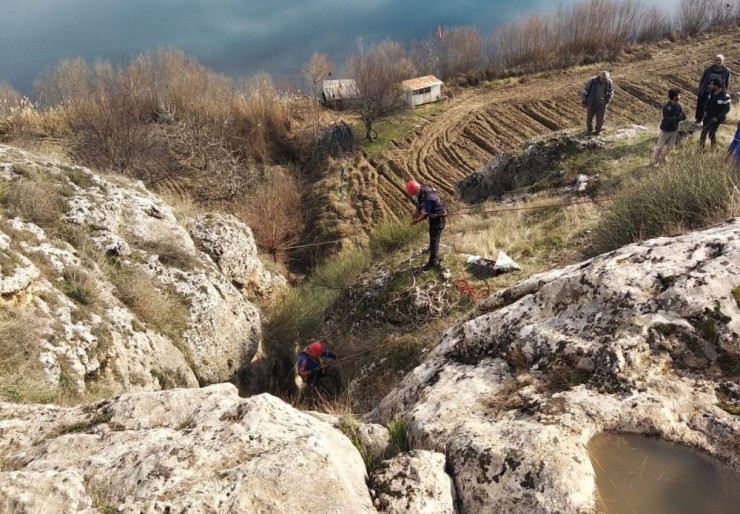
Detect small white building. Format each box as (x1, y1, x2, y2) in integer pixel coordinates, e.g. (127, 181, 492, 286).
(402, 75, 443, 107)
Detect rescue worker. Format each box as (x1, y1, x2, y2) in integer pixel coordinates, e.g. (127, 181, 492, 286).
(296, 340, 338, 394)
(406, 180, 447, 271)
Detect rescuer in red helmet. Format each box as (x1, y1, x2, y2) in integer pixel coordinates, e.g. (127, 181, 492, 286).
(296, 340, 339, 393)
(406, 180, 447, 271)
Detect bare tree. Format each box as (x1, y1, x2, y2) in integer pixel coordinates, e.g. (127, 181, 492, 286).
(440, 26, 482, 77)
(677, 0, 714, 35)
(410, 36, 442, 77)
(302, 52, 333, 138)
(348, 40, 414, 141)
(0, 82, 24, 117)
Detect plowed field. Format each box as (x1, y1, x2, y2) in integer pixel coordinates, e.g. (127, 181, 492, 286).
(337, 31, 740, 228)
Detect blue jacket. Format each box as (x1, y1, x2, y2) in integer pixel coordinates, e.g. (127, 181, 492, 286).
(296, 349, 337, 382)
(415, 185, 447, 228)
(727, 128, 740, 161)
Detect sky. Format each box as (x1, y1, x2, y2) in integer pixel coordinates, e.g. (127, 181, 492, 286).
(0, 0, 677, 96)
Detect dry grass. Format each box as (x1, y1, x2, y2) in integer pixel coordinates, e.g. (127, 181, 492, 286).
(107, 264, 191, 347)
(449, 198, 600, 274)
(1, 176, 68, 225)
(0, 310, 56, 403)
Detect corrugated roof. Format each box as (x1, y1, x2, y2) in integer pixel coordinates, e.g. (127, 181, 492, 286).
(402, 75, 443, 91)
(322, 79, 360, 99)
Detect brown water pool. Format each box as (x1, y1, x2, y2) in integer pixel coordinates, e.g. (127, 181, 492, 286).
(588, 432, 740, 514)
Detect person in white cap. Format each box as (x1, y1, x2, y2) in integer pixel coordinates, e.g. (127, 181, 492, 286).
(695, 54, 731, 124)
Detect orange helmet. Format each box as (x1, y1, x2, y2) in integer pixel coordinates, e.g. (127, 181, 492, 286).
(405, 180, 421, 195)
(307, 340, 324, 358)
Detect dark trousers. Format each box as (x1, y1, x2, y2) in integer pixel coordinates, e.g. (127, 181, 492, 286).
(695, 91, 711, 122)
(428, 223, 444, 265)
(586, 102, 607, 132)
(700, 120, 721, 149)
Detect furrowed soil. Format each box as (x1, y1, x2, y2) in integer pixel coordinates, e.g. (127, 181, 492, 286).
(329, 31, 740, 232)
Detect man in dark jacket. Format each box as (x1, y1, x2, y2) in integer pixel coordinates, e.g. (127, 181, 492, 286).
(699, 78, 732, 150)
(580, 71, 614, 135)
(406, 180, 447, 271)
(652, 88, 686, 165)
(695, 54, 732, 124)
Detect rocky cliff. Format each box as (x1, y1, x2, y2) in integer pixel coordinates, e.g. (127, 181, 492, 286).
(372, 218, 740, 513)
(0, 145, 283, 400)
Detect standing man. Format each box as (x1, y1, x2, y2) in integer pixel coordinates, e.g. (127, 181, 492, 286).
(699, 78, 732, 150)
(581, 71, 614, 135)
(652, 88, 686, 165)
(695, 54, 731, 124)
(406, 180, 447, 272)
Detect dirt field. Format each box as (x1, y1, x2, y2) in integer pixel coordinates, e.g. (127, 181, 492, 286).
(335, 30, 740, 229)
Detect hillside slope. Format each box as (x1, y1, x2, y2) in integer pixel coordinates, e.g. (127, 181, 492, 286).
(336, 31, 740, 226)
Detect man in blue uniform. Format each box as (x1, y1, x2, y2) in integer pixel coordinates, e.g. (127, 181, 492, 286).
(296, 340, 338, 394)
(699, 78, 732, 150)
(406, 180, 447, 272)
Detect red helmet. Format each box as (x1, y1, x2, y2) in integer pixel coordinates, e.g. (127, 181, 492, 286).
(405, 180, 421, 196)
(307, 340, 324, 358)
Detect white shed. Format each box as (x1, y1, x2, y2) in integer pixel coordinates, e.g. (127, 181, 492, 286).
(402, 75, 443, 107)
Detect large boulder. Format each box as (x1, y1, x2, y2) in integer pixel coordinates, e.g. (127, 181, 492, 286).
(189, 213, 286, 300)
(0, 384, 376, 513)
(370, 450, 456, 513)
(372, 219, 740, 513)
(0, 145, 262, 397)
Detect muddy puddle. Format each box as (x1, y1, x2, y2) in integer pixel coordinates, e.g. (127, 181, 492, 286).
(588, 433, 740, 514)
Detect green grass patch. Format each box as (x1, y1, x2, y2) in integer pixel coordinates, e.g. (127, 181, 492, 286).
(369, 218, 425, 256)
(387, 417, 410, 453)
(352, 103, 443, 156)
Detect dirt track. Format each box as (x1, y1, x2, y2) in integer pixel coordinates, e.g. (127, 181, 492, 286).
(339, 30, 740, 227)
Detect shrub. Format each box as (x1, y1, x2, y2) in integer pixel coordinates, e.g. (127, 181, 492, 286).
(1, 176, 68, 225)
(591, 149, 740, 254)
(369, 218, 425, 255)
(387, 417, 410, 453)
(61, 266, 98, 305)
(237, 168, 303, 258)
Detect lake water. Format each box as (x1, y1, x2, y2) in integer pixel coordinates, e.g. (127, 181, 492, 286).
(1, 0, 571, 96)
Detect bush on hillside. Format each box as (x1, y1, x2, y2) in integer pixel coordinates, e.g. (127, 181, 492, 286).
(369, 218, 425, 255)
(591, 149, 740, 254)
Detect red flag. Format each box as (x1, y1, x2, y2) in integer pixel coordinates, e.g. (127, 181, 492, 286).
(436, 24, 442, 40)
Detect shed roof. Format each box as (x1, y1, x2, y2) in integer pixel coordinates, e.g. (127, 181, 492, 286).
(322, 79, 360, 100)
(402, 75, 443, 91)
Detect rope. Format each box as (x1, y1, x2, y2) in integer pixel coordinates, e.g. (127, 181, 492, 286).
(259, 198, 605, 255)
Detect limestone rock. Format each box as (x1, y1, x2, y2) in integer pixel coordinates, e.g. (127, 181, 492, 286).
(370, 450, 456, 514)
(0, 145, 262, 397)
(0, 385, 376, 513)
(189, 213, 286, 300)
(372, 219, 740, 513)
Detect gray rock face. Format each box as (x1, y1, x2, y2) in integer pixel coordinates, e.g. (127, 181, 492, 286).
(189, 213, 286, 300)
(372, 219, 740, 513)
(0, 384, 376, 514)
(0, 145, 267, 396)
(371, 450, 456, 513)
